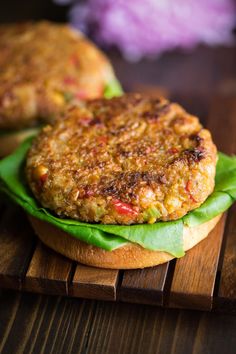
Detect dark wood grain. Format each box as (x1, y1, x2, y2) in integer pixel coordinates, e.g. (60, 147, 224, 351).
(169, 215, 226, 310)
(217, 205, 236, 310)
(84, 300, 236, 354)
(23, 242, 73, 296)
(0, 290, 96, 354)
(70, 264, 119, 301)
(120, 263, 171, 305)
(207, 95, 236, 311)
(1, 290, 236, 354)
(0, 207, 35, 290)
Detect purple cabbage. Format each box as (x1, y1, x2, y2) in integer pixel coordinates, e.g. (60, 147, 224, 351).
(55, 0, 236, 60)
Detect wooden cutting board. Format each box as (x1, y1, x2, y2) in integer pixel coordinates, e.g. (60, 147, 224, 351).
(0, 93, 235, 312)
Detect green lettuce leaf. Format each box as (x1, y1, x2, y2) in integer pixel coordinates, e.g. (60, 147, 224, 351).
(214, 152, 236, 199)
(0, 139, 183, 256)
(183, 191, 233, 227)
(0, 138, 129, 251)
(0, 142, 235, 258)
(104, 79, 123, 98)
(183, 152, 236, 227)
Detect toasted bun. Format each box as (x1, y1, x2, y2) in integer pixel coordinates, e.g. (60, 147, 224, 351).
(29, 214, 222, 269)
(0, 128, 39, 157)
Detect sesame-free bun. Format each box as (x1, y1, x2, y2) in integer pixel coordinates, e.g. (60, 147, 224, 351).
(29, 214, 222, 269)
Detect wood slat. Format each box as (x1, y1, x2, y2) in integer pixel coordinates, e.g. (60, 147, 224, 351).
(0, 207, 35, 290)
(217, 203, 236, 310)
(70, 264, 119, 301)
(207, 95, 236, 310)
(119, 263, 171, 305)
(84, 298, 236, 354)
(0, 290, 97, 354)
(23, 242, 73, 296)
(169, 214, 226, 310)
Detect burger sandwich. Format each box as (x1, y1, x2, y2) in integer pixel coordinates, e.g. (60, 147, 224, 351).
(0, 94, 235, 269)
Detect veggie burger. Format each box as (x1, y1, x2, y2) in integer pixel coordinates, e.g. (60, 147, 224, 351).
(0, 94, 236, 269)
(0, 21, 121, 156)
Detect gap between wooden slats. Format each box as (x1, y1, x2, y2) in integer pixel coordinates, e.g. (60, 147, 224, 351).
(169, 214, 226, 311)
(23, 241, 73, 296)
(0, 207, 36, 290)
(70, 265, 119, 301)
(119, 262, 171, 306)
(207, 95, 236, 310)
(217, 205, 236, 310)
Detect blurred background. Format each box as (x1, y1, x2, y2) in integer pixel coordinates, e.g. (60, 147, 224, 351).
(1, 0, 236, 121)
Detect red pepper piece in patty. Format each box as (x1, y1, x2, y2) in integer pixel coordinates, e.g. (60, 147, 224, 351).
(98, 136, 108, 145)
(39, 173, 48, 186)
(80, 117, 92, 126)
(185, 180, 197, 203)
(75, 90, 88, 100)
(69, 53, 80, 68)
(111, 199, 138, 216)
(168, 147, 179, 154)
(63, 76, 77, 85)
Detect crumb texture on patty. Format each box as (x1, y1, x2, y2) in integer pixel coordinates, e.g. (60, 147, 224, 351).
(0, 21, 115, 129)
(26, 93, 217, 225)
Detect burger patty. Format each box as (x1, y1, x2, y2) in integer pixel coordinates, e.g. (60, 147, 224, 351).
(0, 21, 116, 130)
(26, 93, 217, 225)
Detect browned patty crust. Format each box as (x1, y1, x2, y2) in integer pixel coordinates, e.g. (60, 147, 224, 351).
(0, 21, 116, 129)
(26, 94, 217, 225)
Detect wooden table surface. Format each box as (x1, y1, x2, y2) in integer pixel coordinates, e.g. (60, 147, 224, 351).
(1, 44, 236, 354)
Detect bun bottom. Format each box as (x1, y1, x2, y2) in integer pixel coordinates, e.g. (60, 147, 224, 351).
(0, 127, 39, 157)
(29, 214, 222, 269)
